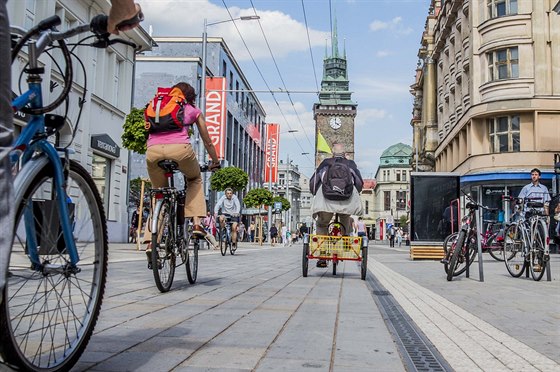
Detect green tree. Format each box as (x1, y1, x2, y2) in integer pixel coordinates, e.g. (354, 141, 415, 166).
(210, 167, 249, 192)
(121, 107, 148, 154)
(129, 177, 151, 208)
(272, 196, 290, 211)
(243, 188, 273, 245)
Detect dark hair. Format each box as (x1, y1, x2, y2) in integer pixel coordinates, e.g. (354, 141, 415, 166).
(530, 168, 541, 175)
(173, 82, 196, 106)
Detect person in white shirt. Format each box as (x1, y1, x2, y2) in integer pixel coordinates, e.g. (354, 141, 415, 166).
(518, 168, 550, 216)
(214, 188, 241, 246)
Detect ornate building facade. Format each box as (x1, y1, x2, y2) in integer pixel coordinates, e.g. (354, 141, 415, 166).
(411, 0, 560, 208)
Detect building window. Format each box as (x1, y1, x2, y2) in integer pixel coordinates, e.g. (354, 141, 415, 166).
(396, 191, 407, 210)
(222, 60, 227, 78)
(396, 170, 401, 182)
(402, 170, 407, 182)
(489, 115, 520, 153)
(365, 200, 369, 215)
(487, 0, 517, 19)
(92, 154, 111, 214)
(235, 81, 239, 103)
(488, 47, 518, 81)
(229, 72, 233, 92)
(384, 191, 391, 211)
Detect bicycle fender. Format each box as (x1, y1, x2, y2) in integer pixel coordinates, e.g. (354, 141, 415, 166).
(13, 155, 51, 206)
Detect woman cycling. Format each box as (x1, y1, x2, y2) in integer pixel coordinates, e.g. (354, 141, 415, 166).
(145, 82, 220, 240)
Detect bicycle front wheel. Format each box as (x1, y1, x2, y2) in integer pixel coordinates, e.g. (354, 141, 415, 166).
(151, 200, 176, 292)
(220, 231, 228, 256)
(447, 230, 466, 281)
(442, 232, 459, 274)
(529, 220, 547, 281)
(185, 234, 199, 284)
(0, 160, 108, 371)
(503, 223, 526, 277)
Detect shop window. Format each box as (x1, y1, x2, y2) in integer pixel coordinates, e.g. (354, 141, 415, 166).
(487, 47, 518, 81)
(489, 115, 520, 153)
(92, 154, 111, 214)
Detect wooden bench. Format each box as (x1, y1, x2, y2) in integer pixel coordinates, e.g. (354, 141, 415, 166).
(410, 245, 445, 260)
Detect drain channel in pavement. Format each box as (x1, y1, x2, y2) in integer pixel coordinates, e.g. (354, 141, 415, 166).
(366, 273, 452, 372)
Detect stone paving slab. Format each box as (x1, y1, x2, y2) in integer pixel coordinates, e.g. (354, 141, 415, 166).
(369, 243, 560, 372)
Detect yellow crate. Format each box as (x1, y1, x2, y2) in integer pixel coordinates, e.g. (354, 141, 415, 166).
(309, 235, 362, 260)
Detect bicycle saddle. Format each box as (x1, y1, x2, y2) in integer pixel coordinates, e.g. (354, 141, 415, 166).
(465, 202, 478, 210)
(157, 160, 179, 172)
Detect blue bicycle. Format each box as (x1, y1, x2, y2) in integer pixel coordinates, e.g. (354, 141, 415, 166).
(218, 215, 238, 256)
(0, 13, 140, 371)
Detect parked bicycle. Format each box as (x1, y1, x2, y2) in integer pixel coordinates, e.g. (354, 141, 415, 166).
(218, 215, 238, 256)
(503, 197, 550, 281)
(0, 14, 139, 371)
(148, 161, 213, 292)
(444, 194, 505, 281)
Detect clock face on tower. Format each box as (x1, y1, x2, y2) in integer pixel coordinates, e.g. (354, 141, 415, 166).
(329, 116, 342, 130)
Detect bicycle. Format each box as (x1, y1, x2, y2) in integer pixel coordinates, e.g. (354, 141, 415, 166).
(302, 213, 368, 280)
(444, 194, 503, 281)
(503, 197, 550, 281)
(442, 218, 507, 274)
(218, 215, 237, 256)
(0, 13, 140, 371)
(148, 161, 213, 292)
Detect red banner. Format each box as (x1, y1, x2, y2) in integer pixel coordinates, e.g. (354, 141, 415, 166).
(246, 123, 261, 146)
(264, 124, 279, 183)
(205, 77, 227, 159)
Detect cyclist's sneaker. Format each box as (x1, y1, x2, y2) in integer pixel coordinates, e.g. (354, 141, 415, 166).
(316, 259, 327, 268)
(192, 225, 206, 237)
(533, 264, 542, 272)
(440, 258, 449, 264)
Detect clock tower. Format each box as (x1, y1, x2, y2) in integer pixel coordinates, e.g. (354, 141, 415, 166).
(313, 19, 357, 166)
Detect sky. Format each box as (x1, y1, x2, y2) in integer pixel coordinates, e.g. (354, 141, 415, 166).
(136, 0, 431, 178)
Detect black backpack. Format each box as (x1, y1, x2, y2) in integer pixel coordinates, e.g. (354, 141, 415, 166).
(322, 159, 354, 200)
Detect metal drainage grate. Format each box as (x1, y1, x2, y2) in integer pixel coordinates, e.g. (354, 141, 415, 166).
(367, 273, 452, 372)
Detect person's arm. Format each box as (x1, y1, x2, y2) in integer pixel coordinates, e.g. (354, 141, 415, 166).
(234, 195, 241, 214)
(349, 160, 364, 192)
(108, 1, 142, 34)
(195, 113, 220, 167)
(214, 196, 224, 215)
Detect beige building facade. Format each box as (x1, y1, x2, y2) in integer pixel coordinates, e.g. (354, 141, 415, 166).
(411, 0, 560, 207)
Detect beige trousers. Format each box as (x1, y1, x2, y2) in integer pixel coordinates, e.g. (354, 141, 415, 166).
(146, 143, 206, 218)
(315, 212, 352, 236)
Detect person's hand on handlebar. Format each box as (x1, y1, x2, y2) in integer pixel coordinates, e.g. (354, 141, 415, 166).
(108, 1, 142, 35)
(209, 159, 221, 171)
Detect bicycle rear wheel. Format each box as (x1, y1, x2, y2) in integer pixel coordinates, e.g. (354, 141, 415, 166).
(361, 247, 368, 280)
(302, 243, 309, 277)
(185, 233, 199, 284)
(503, 223, 526, 277)
(151, 200, 176, 292)
(529, 220, 547, 281)
(0, 160, 107, 371)
(447, 230, 466, 281)
(442, 232, 458, 274)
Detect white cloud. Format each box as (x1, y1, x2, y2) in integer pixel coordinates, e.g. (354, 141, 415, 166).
(139, 0, 329, 61)
(376, 50, 391, 58)
(369, 16, 413, 35)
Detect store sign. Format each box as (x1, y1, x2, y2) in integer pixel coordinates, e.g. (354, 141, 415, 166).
(91, 134, 120, 158)
(205, 77, 227, 159)
(264, 123, 279, 183)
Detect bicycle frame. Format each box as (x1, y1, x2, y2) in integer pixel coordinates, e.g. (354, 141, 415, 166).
(11, 67, 79, 267)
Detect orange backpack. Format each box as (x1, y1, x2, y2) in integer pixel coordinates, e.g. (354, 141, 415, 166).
(144, 87, 186, 133)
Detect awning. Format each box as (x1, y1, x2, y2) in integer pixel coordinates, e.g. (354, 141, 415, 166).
(241, 208, 268, 215)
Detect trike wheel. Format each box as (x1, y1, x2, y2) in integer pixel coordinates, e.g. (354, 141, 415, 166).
(361, 247, 368, 280)
(332, 260, 337, 275)
(302, 243, 309, 277)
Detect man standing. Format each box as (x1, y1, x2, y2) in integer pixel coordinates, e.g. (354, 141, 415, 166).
(518, 168, 550, 215)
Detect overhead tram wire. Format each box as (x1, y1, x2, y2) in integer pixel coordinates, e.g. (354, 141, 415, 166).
(248, 0, 315, 151)
(220, 0, 315, 166)
(301, 0, 320, 93)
